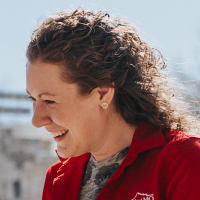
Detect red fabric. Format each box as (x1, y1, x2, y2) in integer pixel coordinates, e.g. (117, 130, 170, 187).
(42, 122, 200, 200)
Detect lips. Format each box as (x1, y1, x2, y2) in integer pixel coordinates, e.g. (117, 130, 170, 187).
(50, 130, 68, 137)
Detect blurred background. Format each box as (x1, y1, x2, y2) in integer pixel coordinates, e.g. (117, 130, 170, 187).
(0, 0, 200, 199)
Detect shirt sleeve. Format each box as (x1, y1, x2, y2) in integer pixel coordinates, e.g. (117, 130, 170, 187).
(165, 137, 200, 200)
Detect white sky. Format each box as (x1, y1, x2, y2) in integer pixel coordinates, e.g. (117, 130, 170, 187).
(0, 0, 200, 126)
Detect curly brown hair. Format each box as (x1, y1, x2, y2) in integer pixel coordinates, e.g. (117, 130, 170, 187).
(26, 8, 199, 133)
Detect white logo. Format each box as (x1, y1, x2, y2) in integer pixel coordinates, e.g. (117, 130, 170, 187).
(132, 192, 154, 200)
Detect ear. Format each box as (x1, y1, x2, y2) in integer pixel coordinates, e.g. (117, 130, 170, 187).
(96, 87, 115, 108)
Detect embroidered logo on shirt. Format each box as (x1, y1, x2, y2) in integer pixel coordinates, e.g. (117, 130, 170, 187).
(132, 192, 154, 200)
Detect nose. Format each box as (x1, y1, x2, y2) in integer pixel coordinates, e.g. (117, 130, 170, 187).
(32, 102, 52, 128)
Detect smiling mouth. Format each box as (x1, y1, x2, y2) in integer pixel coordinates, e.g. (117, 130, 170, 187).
(50, 130, 68, 137)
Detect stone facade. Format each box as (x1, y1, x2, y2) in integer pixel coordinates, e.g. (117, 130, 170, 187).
(0, 125, 58, 200)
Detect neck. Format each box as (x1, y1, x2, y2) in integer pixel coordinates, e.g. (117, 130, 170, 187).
(91, 112, 137, 161)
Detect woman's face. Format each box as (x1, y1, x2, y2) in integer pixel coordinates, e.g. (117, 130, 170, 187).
(26, 60, 111, 158)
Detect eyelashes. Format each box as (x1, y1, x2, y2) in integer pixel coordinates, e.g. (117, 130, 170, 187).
(27, 96, 35, 102)
(27, 96, 55, 105)
(44, 100, 55, 105)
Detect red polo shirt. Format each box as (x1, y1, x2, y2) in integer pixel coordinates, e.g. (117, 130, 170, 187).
(42, 122, 200, 200)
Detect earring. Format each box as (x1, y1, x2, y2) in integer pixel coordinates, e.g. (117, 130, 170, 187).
(102, 102, 108, 109)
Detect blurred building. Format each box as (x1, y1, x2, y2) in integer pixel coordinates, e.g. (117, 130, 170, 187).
(0, 125, 58, 200)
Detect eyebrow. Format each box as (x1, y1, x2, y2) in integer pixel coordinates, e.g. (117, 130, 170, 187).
(26, 89, 56, 98)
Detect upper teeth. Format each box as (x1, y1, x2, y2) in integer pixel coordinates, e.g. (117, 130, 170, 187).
(50, 130, 67, 137)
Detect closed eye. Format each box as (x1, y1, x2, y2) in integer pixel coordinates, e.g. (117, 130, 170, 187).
(28, 96, 55, 105)
(44, 100, 55, 105)
(28, 96, 36, 102)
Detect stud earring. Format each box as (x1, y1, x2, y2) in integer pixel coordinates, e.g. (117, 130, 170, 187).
(102, 102, 108, 109)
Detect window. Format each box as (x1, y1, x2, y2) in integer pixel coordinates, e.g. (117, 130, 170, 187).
(13, 180, 21, 198)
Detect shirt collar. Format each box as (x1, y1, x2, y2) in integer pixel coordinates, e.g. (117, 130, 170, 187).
(126, 121, 167, 164)
(102, 122, 168, 182)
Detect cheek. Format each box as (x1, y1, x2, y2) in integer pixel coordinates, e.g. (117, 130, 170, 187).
(50, 99, 97, 129)
(48, 105, 75, 127)
(50, 107, 68, 124)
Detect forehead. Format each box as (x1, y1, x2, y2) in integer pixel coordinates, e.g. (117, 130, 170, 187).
(26, 60, 77, 95)
(26, 61, 62, 79)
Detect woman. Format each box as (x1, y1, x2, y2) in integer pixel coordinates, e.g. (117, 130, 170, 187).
(26, 8, 200, 200)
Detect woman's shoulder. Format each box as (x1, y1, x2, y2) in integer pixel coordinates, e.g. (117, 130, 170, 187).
(163, 128, 200, 149)
(164, 129, 200, 165)
(160, 128, 200, 163)
(162, 130, 200, 199)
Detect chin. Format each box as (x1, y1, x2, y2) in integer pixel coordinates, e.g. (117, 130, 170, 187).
(57, 146, 71, 159)
(57, 145, 81, 159)
(57, 143, 89, 159)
